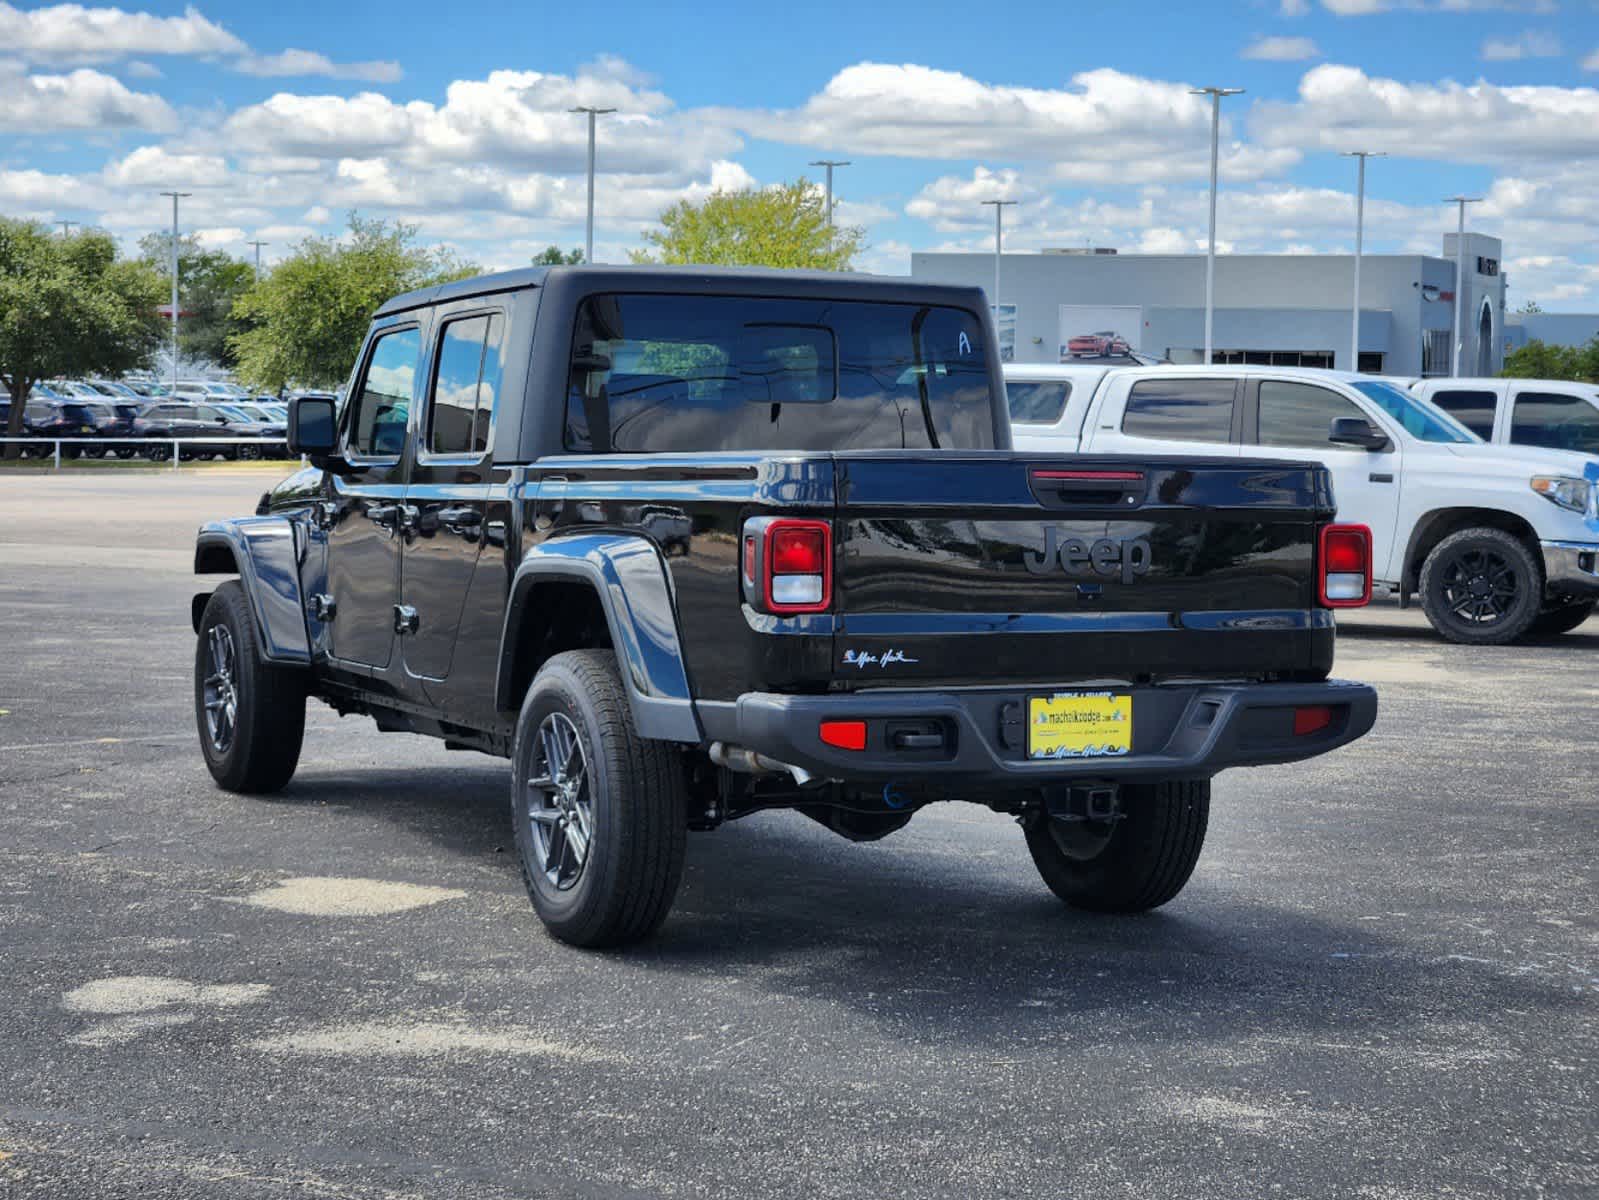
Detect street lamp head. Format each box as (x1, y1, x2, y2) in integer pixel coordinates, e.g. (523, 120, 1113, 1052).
(1341, 150, 1387, 158)
(1189, 86, 1245, 97)
(979, 199, 1017, 207)
(570, 106, 617, 115)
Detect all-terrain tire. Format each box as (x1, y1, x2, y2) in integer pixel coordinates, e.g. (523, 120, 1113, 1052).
(1530, 599, 1595, 637)
(194, 580, 306, 793)
(1418, 527, 1542, 645)
(510, 649, 687, 948)
(1025, 779, 1210, 913)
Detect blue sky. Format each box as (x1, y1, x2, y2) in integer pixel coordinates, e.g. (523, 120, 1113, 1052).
(3, 0, 1599, 305)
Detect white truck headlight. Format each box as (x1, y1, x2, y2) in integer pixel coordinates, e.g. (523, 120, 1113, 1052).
(1530, 476, 1593, 515)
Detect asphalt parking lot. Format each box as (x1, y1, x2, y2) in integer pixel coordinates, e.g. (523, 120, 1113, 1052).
(1, 471, 1595, 1199)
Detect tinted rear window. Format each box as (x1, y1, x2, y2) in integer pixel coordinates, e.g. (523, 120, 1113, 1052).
(1122, 378, 1236, 443)
(564, 294, 995, 453)
(1006, 380, 1072, 424)
(1431, 389, 1498, 439)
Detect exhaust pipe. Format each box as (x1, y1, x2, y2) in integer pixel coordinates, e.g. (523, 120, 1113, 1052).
(708, 741, 815, 787)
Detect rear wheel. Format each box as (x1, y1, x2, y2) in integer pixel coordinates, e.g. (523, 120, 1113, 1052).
(194, 581, 306, 793)
(144, 442, 171, 462)
(510, 649, 687, 947)
(1530, 600, 1595, 637)
(1418, 527, 1542, 645)
(1024, 779, 1209, 913)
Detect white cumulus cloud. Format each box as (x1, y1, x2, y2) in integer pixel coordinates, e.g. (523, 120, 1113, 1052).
(0, 62, 175, 132)
(1243, 36, 1322, 61)
(1481, 30, 1561, 60)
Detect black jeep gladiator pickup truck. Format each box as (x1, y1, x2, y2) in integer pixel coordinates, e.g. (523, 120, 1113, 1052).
(191, 265, 1378, 947)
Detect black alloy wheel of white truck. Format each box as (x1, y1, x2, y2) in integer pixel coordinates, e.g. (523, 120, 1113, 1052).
(1418, 527, 1543, 645)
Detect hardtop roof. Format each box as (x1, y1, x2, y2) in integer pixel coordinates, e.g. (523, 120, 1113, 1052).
(373, 262, 990, 317)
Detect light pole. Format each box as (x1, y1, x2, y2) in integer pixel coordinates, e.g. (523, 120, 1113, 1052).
(1342, 151, 1385, 373)
(248, 239, 269, 281)
(56, 219, 76, 237)
(809, 160, 851, 230)
(570, 106, 616, 265)
(1189, 86, 1244, 364)
(159, 191, 191, 394)
(1445, 195, 1482, 377)
(980, 199, 1016, 313)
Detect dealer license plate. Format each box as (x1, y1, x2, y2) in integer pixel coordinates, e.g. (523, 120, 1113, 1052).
(1027, 692, 1133, 760)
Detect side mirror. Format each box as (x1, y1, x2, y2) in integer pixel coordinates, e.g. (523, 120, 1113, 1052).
(287, 395, 338, 457)
(1329, 417, 1391, 452)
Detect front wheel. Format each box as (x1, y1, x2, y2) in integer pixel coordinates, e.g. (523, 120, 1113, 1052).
(1530, 599, 1595, 637)
(510, 649, 687, 948)
(194, 581, 306, 793)
(1024, 779, 1209, 913)
(1418, 527, 1542, 645)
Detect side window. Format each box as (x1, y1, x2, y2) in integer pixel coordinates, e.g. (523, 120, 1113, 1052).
(426, 313, 505, 457)
(1007, 381, 1072, 424)
(1122, 378, 1236, 443)
(1430, 389, 1498, 440)
(348, 326, 421, 457)
(1257, 380, 1372, 448)
(1511, 390, 1599, 454)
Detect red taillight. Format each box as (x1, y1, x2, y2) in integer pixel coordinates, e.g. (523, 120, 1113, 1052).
(1293, 705, 1334, 737)
(770, 525, 826, 575)
(1319, 523, 1372, 608)
(743, 517, 833, 615)
(819, 720, 867, 751)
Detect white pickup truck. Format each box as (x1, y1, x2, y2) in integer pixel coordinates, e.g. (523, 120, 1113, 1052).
(1409, 377, 1599, 458)
(1006, 363, 1599, 644)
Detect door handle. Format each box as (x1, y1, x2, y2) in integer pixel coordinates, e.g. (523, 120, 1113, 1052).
(1369, 473, 1395, 483)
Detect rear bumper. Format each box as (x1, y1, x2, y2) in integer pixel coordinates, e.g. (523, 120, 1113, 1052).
(718, 679, 1378, 785)
(1541, 541, 1599, 599)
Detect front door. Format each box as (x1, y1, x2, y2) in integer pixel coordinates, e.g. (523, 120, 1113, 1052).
(324, 320, 423, 669)
(1252, 377, 1403, 578)
(400, 305, 506, 682)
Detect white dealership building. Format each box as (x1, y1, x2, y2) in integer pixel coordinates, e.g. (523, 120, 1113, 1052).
(911, 232, 1508, 378)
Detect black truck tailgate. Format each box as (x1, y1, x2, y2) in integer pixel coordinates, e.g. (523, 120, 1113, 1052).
(830, 451, 1338, 687)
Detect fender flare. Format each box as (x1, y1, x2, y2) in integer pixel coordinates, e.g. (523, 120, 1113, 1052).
(496, 533, 700, 744)
(193, 517, 311, 665)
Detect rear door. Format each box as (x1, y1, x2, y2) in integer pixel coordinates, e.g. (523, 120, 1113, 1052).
(1082, 373, 1245, 459)
(324, 318, 423, 669)
(1505, 385, 1599, 457)
(1248, 374, 1402, 578)
(400, 302, 507, 682)
(830, 450, 1333, 687)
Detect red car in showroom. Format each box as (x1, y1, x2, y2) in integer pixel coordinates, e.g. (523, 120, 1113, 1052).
(1067, 330, 1131, 358)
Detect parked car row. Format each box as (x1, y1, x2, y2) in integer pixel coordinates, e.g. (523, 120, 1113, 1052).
(1, 379, 296, 461)
(1004, 362, 1599, 646)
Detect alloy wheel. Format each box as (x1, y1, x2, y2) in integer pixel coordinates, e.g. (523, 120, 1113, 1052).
(1440, 548, 1519, 626)
(525, 712, 594, 891)
(202, 624, 239, 753)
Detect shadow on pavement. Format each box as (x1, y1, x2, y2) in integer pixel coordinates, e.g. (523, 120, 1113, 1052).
(268, 765, 1578, 1051)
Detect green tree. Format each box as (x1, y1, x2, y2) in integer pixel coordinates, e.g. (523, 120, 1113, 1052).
(1502, 339, 1583, 381)
(533, 245, 584, 265)
(229, 215, 478, 392)
(632, 179, 863, 271)
(1574, 335, 1599, 383)
(0, 219, 165, 458)
(138, 233, 256, 369)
